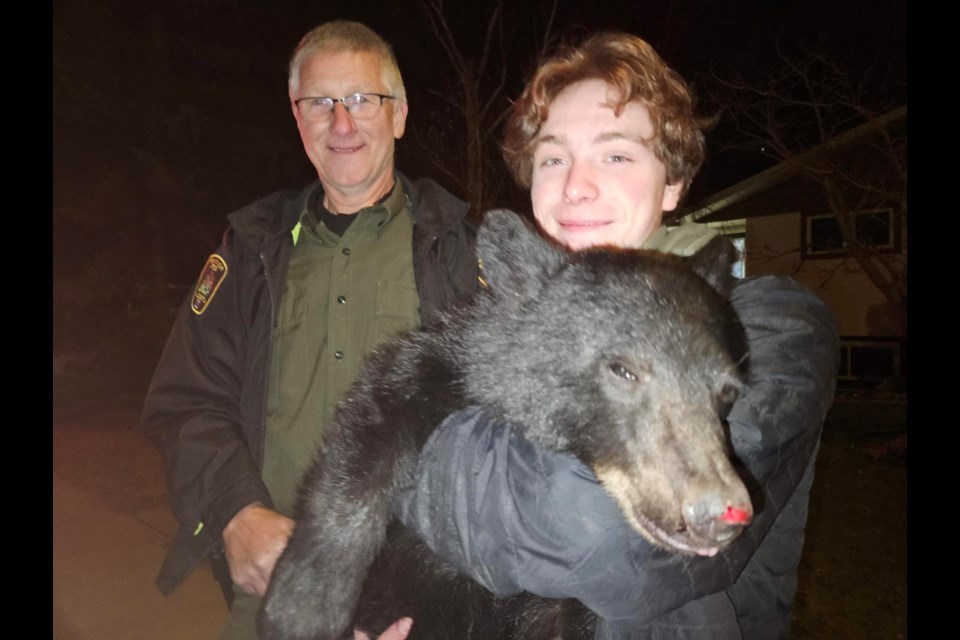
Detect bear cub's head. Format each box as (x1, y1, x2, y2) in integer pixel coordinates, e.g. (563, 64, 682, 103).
(465, 210, 753, 556)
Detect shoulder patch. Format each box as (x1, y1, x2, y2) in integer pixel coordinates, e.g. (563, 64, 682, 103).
(191, 254, 228, 315)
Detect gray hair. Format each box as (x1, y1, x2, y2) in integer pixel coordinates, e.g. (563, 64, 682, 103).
(288, 20, 406, 103)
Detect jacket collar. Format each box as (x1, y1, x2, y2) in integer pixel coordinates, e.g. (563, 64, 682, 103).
(227, 172, 474, 252)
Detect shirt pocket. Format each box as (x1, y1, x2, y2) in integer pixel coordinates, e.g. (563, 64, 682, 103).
(375, 279, 421, 343)
(276, 282, 307, 333)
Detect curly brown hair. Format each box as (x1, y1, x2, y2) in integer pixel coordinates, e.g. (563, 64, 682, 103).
(502, 32, 708, 196)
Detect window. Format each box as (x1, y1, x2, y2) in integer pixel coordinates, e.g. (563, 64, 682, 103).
(837, 338, 902, 382)
(802, 209, 900, 259)
(705, 219, 746, 279)
(729, 235, 745, 279)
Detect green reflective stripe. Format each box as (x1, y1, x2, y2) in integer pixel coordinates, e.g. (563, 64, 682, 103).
(193, 521, 204, 536)
(291, 221, 302, 246)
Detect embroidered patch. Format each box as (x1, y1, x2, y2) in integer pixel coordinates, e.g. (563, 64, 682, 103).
(191, 254, 228, 315)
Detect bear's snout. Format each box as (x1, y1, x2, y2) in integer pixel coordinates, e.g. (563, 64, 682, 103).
(680, 491, 754, 547)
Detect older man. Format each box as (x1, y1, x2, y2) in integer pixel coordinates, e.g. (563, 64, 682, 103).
(396, 32, 838, 639)
(140, 21, 475, 639)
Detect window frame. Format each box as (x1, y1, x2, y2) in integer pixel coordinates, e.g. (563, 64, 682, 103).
(837, 337, 903, 383)
(801, 208, 901, 259)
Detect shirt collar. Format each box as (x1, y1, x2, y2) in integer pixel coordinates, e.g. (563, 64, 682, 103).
(298, 176, 407, 240)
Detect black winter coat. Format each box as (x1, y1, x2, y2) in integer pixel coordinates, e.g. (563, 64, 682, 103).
(397, 275, 839, 639)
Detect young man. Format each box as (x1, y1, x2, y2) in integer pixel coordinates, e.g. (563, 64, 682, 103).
(396, 32, 838, 638)
(139, 21, 476, 639)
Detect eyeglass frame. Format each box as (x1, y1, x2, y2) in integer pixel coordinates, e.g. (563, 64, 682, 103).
(293, 93, 398, 121)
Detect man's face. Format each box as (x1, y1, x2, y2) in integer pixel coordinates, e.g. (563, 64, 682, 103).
(530, 79, 683, 250)
(291, 50, 408, 206)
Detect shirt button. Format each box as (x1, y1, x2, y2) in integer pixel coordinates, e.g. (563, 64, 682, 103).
(334, 350, 344, 360)
(337, 295, 346, 304)
(342, 247, 351, 256)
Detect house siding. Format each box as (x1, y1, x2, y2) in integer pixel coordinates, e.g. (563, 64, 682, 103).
(745, 213, 904, 338)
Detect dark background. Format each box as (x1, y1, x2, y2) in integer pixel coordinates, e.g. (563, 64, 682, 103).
(52, 0, 907, 392)
(52, 4, 909, 637)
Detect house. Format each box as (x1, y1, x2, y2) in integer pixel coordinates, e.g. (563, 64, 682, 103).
(674, 106, 907, 387)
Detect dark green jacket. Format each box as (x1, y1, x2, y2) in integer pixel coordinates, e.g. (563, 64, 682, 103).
(140, 174, 477, 595)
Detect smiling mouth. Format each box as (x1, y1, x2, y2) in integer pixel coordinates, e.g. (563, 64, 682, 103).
(559, 220, 611, 232)
(329, 144, 365, 154)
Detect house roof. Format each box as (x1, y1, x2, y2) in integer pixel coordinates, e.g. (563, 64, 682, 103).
(674, 105, 907, 224)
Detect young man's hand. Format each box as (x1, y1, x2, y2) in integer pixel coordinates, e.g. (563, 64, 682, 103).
(355, 618, 413, 640)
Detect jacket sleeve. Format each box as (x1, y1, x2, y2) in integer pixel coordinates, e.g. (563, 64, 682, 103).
(394, 275, 839, 623)
(139, 228, 273, 552)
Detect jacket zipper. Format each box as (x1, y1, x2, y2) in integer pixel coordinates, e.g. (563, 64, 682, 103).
(258, 249, 276, 471)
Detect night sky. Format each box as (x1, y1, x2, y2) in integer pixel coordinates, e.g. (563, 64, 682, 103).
(53, 0, 907, 349)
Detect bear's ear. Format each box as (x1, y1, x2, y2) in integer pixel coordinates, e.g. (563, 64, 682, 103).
(685, 235, 739, 297)
(477, 209, 568, 300)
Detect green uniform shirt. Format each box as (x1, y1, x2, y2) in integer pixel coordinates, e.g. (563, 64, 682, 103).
(263, 180, 420, 517)
(220, 180, 422, 639)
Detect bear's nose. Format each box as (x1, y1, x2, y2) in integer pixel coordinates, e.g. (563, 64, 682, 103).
(681, 494, 753, 544)
(720, 506, 752, 524)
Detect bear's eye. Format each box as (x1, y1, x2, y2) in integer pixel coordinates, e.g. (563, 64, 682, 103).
(609, 363, 639, 382)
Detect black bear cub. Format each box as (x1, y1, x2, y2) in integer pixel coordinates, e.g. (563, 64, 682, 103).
(260, 209, 753, 640)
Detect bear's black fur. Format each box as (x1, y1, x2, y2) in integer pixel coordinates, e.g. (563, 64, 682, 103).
(259, 210, 752, 640)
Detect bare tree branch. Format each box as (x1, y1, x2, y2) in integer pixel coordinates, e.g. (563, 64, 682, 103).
(703, 42, 907, 331)
(417, 0, 556, 217)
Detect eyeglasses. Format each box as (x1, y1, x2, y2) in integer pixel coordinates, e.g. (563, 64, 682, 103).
(294, 93, 397, 122)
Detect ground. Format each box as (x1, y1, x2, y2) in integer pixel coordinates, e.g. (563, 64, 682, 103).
(792, 394, 907, 639)
(52, 348, 907, 639)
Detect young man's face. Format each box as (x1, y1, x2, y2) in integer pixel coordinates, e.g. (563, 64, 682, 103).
(291, 50, 408, 207)
(530, 79, 683, 250)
